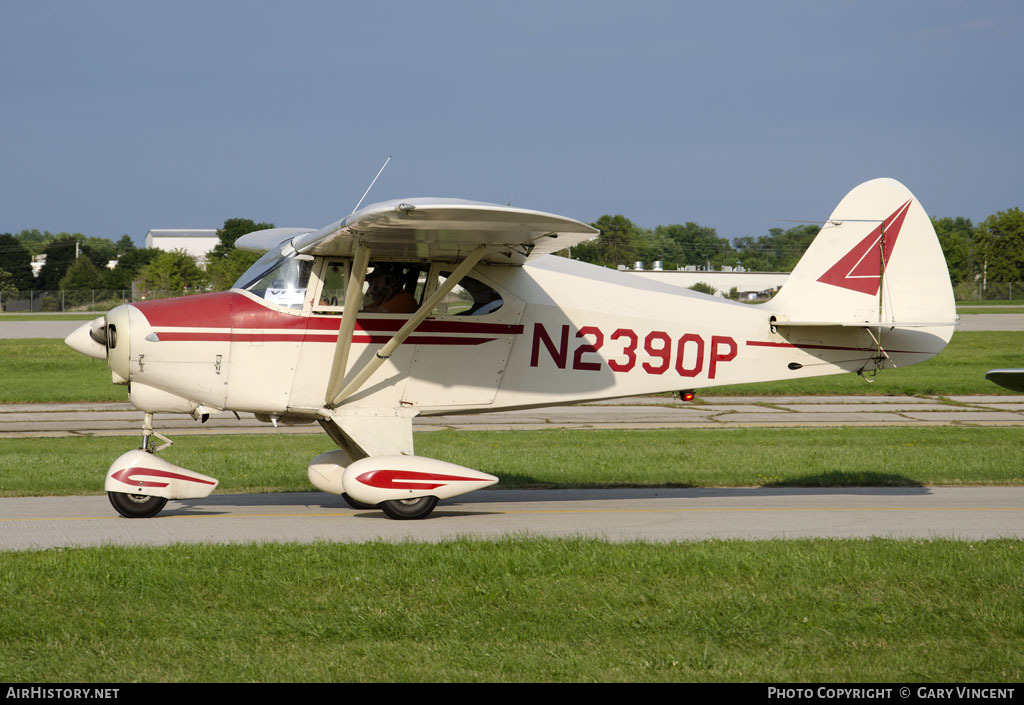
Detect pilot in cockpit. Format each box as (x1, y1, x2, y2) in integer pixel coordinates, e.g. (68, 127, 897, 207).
(362, 265, 418, 314)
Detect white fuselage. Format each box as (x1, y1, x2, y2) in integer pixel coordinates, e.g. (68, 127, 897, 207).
(107, 255, 952, 419)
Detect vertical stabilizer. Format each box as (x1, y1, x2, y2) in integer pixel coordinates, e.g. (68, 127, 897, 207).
(766, 178, 955, 328)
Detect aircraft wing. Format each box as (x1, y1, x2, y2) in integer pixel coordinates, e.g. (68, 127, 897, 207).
(238, 198, 598, 265)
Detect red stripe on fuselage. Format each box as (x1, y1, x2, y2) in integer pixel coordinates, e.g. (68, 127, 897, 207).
(155, 332, 496, 345)
(133, 291, 523, 337)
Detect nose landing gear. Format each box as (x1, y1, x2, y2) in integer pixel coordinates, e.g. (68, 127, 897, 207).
(105, 413, 219, 518)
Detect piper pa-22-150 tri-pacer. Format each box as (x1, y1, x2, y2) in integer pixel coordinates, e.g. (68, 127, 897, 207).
(66, 177, 956, 520)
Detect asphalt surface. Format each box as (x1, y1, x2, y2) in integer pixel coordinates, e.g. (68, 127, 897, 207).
(3, 395, 1024, 439)
(3, 487, 1021, 550)
(0, 319, 97, 338)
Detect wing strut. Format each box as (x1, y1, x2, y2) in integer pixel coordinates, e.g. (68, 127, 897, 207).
(325, 245, 486, 409)
(324, 242, 371, 405)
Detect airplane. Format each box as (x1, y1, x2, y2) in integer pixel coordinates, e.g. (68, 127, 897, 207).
(985, 369, 1024, 392)
(65, 177, 957, 520)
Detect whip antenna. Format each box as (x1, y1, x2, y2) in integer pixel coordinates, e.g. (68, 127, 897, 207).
(351, 155, 392, 214)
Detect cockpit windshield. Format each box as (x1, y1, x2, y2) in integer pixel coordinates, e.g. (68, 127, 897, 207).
(233, 249, 312, 309)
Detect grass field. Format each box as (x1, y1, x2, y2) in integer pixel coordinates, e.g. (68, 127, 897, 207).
(1, 331, 1023, 403)
(958, 308, 1024, 314)
(958, 299, 1024, 306)
(0, 339, 129, 403)
(1, 539, 1020, 682)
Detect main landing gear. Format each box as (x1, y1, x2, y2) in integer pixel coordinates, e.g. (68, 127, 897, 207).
(108, 492, 168, 519)
(342, 493, 439, 519)
(379, 496, 439, 520)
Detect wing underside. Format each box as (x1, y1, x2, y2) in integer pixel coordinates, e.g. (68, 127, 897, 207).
(237, 198, 598, 265)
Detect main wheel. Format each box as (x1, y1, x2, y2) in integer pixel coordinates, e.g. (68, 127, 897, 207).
(379, 495, 438, 520)
(108, 491, 167, 518)
(342, 493, 378, 510)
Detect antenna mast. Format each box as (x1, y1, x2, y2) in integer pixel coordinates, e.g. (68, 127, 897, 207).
(351, 155, 392, 214)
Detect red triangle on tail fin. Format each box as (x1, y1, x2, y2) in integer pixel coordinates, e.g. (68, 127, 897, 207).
(817, 199, 912, 295)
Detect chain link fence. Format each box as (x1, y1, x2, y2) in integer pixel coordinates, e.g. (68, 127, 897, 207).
(954, 281, 1024, 302)
(0, 289, 199, 313)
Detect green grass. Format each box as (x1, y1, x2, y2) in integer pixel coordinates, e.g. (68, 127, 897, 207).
(3, 426, 1022, 497)
(0, 539, 1020, 682)
(957, 299, 1024, 306)
(0, 339, 127, 403)
(958, 308, 1024, 314)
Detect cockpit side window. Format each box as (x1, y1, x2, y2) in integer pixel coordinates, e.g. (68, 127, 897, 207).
(313, 260, 430, 314)
(316, 260, 347, 309)
(361, 262, 428, 314)
(432, 272, 503, 316)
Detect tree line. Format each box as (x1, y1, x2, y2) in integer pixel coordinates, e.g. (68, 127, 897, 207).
(932, 208, 1024, 298)
(2, 206, 1022, 303)
(0, 220, 268, 303)
(563, 215, 821, 272)
(565, 208, 1024, 300)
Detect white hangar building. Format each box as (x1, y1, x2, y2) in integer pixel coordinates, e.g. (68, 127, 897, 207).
(144, 229, 218, 262)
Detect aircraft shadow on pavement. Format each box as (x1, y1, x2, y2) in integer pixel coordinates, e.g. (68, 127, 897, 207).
(157, 492, 503, 519)
(760, 471, 926, 491)
(153, 480, 931, 518)
(436, 484, 933, 504)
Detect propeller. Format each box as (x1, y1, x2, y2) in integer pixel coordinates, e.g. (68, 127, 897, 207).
(88, 317, 108, 346)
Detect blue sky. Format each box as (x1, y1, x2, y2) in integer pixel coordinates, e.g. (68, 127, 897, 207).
(1, 1, 1021, 245)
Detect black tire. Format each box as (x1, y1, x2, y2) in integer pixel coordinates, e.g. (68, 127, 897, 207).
(379, 495, 438, 520)
(108, 491, 167, 518)
(341, 493, 378, 510)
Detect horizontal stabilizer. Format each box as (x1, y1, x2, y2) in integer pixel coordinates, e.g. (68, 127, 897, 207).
(985, 369, 1024, 393)
(772, 319, 960, 329)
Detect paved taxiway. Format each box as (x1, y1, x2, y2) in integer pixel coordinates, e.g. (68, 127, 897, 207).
(4, 394, 1024, 439)
(2, 487, 1022, 550)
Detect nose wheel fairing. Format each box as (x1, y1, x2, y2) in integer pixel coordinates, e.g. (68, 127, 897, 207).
(105, 449, 219, 505)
